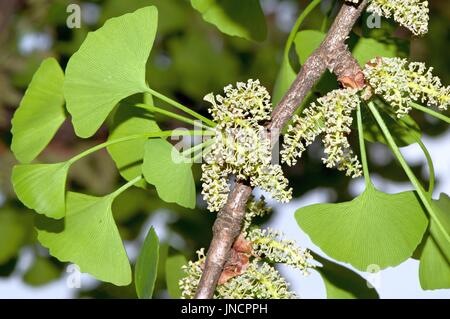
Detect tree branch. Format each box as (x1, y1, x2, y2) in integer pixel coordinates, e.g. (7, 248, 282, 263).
(194, 0, 369, 299)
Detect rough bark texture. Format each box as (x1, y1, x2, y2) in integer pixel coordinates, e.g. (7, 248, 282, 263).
(195, 0, 369, 299)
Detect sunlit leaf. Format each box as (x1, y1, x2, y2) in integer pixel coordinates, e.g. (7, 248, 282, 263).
(11, 58, 66, 163)
(37, 192, 131, 286)
(107, 102, 160, 188)
(165, 255, 187, 299)
(428, 193, 450, 263)
(143, 139, 196, 209)
(135, 227, 159, 299)
(64, 6, 158, 138)
(190, 0, 267, 41)
(12, 163, 69, 219)
(313, 252, 379, 299)
(296, 184, 428, 271)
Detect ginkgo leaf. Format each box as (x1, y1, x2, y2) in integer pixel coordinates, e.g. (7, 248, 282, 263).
(429, 193, 450, 262)
(11, 58, 66, 163)
(165, 255, 187, 299)
(312, 252, 379, 299)
(135, 227, 159, 299)
(294, 30, 325, 65)
(419, 236, 450, 290)
(143, 139, 196, 209)
(272, 58, 296, 106)
(23, 256, 61, 287)
(64, 6, 158, 138)
(37, 192, 131, 286)
(296, 184, 428, 271)
(190, 0, 266, 41)
(107, 103, 160, 189)
(12, 162, 69, 219)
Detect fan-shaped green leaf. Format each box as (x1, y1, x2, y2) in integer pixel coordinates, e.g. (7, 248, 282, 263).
(296, 184, 428, 271)
(313, 252, 379, 299)
(190, 0, 266, 41)
(12, 162, 69, 219)
(135, 227, 159, 299)
(143, 139, 196, 209)
(64, 6, 158, 138)
(352, 37, 398, 67)
(107, 103, 160, 189)
(11, 58, 66, 163)
(165, 255, 187, 299)
(429, 193, 450, 262)
(37, 192, 131, 286)
(419, 236, 450, 290)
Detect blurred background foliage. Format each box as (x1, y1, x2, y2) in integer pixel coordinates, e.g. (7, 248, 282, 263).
(0, 0, 448, 298)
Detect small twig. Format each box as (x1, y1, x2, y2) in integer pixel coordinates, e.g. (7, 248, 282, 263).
(194, 0, 369, 299)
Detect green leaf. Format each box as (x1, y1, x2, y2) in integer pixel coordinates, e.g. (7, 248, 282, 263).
(12, 163, 69, 219)
(352, 37, 398, 67)
(190, 0, 267, 41)
(294, 30, 325, 65)
(0, 209, 26, 264)
(165, 255, 187, 299)
(143, 139, 196, 209)
(64, 6, 158, 138)
(37, 192, 131, 286)
(11, 58, 66, 163)
(296, 184, 428, 271)
(135, 227, 159, 299)
(428, 193, 450, 262)
(272, 58, 296, 106)
(312, 252, 379, 299)
(362, 99, 422, 147)
(23, 256, 60, 286)
(107, 103, 160, 189)
(419, 236, 450, 290)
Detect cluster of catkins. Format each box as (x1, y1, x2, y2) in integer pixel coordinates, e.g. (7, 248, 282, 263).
(281, 88, 363, 178)
(201, 80, 292, 212)
(281, 55, 449, 175)
(179, 197, 313, 299)
(345, 0, 429, 36)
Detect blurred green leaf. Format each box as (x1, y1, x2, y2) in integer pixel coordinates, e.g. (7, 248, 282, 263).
(11, 58, 66, 163)
(135, 227, 159, 299)
(143, 139, 196, 209)
(428, 193, 450, 262)
(23, 256, 61, 286)
(352, 37, 398, 67)
(37, 192, 131, 286)
(0, 209, 27, 264)
(362, 99, 422, 147)
(313, 252, 379, 299)
(272, 58, 296, 106)
(296, 184, 428, 271)
(294, 30, 325, 65)
(64, 6, 158, 138)
(12, 162, 69, 219)
(190, 0, 267, 41)
(165, 255, 187, 299)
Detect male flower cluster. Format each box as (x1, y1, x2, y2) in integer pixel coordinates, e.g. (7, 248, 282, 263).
(367, 0, 429, 36)
(179, 197, 313, 299)
(364, 57, 450, 117)
(281, 88, 363, 178)
(201, 80, 292, 212)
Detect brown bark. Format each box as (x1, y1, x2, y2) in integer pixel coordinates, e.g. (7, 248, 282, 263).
(194, 0, 369, 299)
